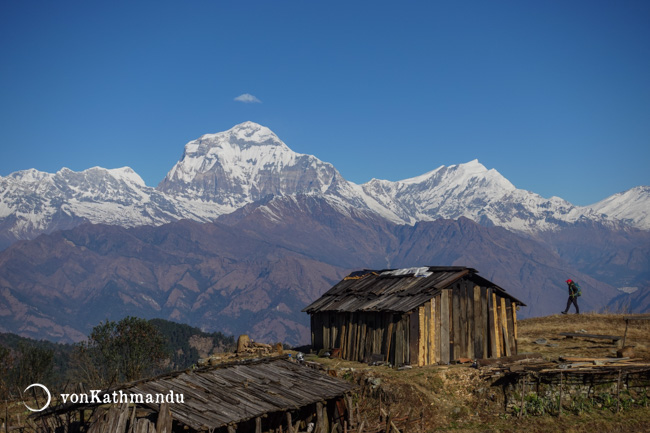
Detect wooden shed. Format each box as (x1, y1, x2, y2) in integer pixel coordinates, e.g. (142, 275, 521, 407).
(303, 266, 526, 366)
(37, 356, 355, 433)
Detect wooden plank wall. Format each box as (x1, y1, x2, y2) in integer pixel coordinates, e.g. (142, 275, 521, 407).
(310, 285, 519, 367)
(312, 311, 410, 365)
(411, 283, 519, 364)
(415, 300, 437, 366)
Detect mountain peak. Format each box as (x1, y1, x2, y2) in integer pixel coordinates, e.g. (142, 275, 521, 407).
(157, 123, 344, 210)
(194, 121, 283, 149)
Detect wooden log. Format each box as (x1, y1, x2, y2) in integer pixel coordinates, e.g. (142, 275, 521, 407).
(394, 319, 403, 367)
(452, 287, 460, 360)
(409, 307, 423, 366)
(287, 412, 294, 433)
(354, 314, 361, 362)
(506, 299, 516, 355)
(558, 332, 621, 343)
(380, 409, 401, 433)
(463, 283, 472, 359)
(323, 401, 330, 433)
(424, 301, 432, 365)
(500, 297, 510, 357)
(418, 305, 426, 366)
(473, 285, 483, 359)
(487, 289, 497, 358)
(481, 287, 488, 358)
(350, 314, 357, 361)
(400, 316, 407, 366)
(340, 317, 347, 359)
(385, 320, 394, 364)
(440, 290, 450, 364)
(321, 314, 328, 350)
(435, 294, 441, 363)
(462, 281, 474, 359)
(156, 402, 172, 433)
(360, 318, 368, 362)
(501, 324, 511, 357)
(428, 298, 435, 366)
(475, 353, 543, 366)
(316, 402, 324, 433)
(491, 291, 501, 358)
(346, 394, 355, 427)
(348, 313, 355, 360)
(256, 417, 262, 433)
(512, 302, 518, 354)
(365, 315, 373, 359)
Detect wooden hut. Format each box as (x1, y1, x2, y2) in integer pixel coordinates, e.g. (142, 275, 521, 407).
(37, 356, 355, 433)
(303, 266, 526, 366)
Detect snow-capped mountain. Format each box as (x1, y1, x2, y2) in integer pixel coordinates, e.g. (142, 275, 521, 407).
(157, 121, 401, 222)
(0, 166, 203, 246)
(361, 160, 611, 233)
(585, 186, 650, 230)
(0, 121, 648, 249)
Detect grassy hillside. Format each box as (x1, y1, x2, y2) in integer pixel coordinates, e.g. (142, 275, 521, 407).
(311, 313, 650, 433)
(518, 312, 650, 360)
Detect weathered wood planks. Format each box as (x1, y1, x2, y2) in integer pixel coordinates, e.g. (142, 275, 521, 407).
(308, 268, 522, 366)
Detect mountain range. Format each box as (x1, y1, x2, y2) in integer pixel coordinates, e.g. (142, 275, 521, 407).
(0, 121, 648, 345)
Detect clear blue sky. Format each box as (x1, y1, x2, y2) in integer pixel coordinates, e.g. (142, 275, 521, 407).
(1, 0, 648, 206)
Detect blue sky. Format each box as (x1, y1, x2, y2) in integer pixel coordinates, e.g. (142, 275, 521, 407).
(1, 1, 648, 206)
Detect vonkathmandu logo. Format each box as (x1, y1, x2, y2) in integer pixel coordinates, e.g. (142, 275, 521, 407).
(23, 384, 52, 412)
(23, 384, 184, 412)
(61, 390, 185, 405)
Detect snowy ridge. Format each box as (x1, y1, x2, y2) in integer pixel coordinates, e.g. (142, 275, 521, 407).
(360, 159, 612, 233)
(157, 121, 404, 223)
(584, 186, 650, 230)
(0, 166, 202, 242)
(1, 121, 648, 246)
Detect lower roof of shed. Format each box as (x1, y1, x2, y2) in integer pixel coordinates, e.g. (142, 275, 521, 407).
(40, 356, 355, 431)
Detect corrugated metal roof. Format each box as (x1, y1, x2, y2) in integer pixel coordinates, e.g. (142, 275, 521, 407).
(303, 266, 525, 313)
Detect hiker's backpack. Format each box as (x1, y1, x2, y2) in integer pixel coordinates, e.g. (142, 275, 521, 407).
(573, 282, 582, 297)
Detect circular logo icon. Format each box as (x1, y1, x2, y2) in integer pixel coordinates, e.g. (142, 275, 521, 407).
(23, 383, 52, 412)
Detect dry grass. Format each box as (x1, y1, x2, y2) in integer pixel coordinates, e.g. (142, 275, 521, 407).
(518, 312, 650, 360)
(311, 313, 650, 433)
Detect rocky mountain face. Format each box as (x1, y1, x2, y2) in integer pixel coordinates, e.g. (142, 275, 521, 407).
(0, 197, 621, 345)
(0, 217, 347, 344)
(606, 288, 650, 314)
(0, 121, 648, 343)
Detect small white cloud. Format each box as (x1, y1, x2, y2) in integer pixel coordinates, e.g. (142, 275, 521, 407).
(234, 93, 262, 103)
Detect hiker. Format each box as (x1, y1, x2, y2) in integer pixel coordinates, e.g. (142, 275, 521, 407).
(561, 279, 580, 314)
